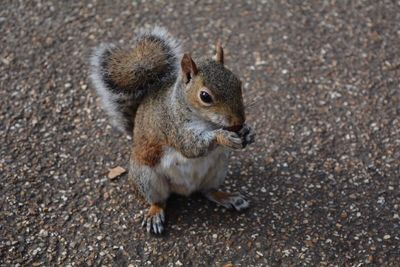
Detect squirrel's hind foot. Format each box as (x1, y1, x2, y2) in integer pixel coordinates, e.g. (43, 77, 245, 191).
(142, 203, 166, 234)
(204, 191, 250, 211)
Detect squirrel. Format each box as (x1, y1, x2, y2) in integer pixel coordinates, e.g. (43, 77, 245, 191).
(90, 26, 255, 234)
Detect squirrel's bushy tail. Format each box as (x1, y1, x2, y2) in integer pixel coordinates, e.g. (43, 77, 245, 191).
(90, 26, 182, 135)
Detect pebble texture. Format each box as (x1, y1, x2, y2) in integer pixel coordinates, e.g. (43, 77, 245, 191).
(1, 1, 399, 266)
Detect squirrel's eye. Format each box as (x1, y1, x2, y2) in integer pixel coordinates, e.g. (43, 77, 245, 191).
(199, 91, 213, 104)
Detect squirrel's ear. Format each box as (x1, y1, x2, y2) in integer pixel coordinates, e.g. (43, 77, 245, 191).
(215, 40, 224, 65)
(181, 53, 198, 84)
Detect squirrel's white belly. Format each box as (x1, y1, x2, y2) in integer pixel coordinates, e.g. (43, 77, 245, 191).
(158, 146, 229, 196)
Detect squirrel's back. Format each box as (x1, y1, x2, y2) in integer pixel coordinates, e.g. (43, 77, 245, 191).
(90, 27, 182, 135)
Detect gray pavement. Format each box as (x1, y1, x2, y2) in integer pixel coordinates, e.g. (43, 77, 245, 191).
(1, 1, 399, 266)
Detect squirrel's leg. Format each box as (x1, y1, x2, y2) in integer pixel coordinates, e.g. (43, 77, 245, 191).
(203, 190, 250, 211)
(200, 148, 249, 211)
(128, 160, 169, 234)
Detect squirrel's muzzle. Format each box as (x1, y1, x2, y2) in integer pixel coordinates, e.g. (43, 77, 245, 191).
(223, 124, 243, 133)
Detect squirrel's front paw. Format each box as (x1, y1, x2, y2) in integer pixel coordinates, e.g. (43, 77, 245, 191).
(142, 203, 165, 234)
(215, 130, 244, 150)
(238, 124, 255, 147)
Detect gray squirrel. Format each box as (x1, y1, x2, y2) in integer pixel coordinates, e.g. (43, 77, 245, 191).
(90, 27, 255, 234)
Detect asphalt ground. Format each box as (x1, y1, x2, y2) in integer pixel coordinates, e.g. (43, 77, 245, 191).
(1, 1, 399, 266)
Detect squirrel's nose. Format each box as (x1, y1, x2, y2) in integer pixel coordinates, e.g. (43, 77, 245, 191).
(225, 115, 244, 132)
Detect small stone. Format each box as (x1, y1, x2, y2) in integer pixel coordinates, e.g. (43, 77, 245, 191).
(340, 211, 348, 219)
(1, 57, 10, 65)
(383, 235, 391, 240)
(45, 37, 54, 45)
(32, 247, 41, 256)
(108, 166, 126, 180)
(212, 234, 218, 239)
(367, 255, 373, 263)
(334, 164, 342, 173)
(64, 83, 72, 88)
(323, 160, 333, 170)
(265, 157, 274, 164)
(38, 229, 48, 237)
(260, 187, 267, 193)
(176, 260, 183, 266)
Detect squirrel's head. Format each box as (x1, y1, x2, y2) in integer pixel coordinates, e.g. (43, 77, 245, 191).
(179, 42, 245, 131)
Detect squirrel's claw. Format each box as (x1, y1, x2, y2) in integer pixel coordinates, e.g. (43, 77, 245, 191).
(216, 130, 244, 150)
(226, 193, 250, 211)
(239, 124, 255, 147)
(142, 212, 165, 234)
(228, 133, 245, 150)
(204, 191, 250, 211)
(142, 204, 165, 235)
(230, 194, 250, 211)
(216, 125, 255, 150)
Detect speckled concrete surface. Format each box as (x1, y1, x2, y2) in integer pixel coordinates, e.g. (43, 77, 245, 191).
(1, 1, 399, 266)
